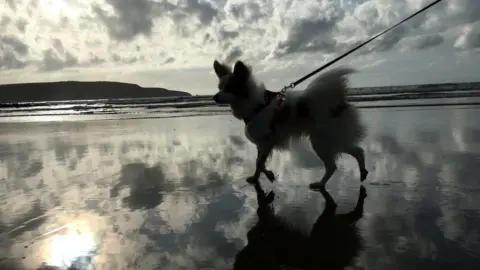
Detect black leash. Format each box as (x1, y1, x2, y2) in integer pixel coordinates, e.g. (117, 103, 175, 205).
(279, 0, 444, 94)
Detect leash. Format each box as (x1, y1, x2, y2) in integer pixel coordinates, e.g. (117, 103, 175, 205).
(277, 0, 444, 96)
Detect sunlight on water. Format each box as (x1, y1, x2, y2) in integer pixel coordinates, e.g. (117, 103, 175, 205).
(48, 232, 95, 267)
(44, 223, 97, 269)
(0, 115, 77, 123)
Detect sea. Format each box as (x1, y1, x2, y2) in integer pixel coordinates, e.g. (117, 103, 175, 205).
(2, 85, 480, 122)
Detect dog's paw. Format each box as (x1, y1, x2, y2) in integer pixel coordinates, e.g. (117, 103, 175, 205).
(266, 191, 275, 204)
(264, 170, 275, 182)
(360, 169, 369, 182)
(246, 176, 259, 184)
(309, 182, 325, 190)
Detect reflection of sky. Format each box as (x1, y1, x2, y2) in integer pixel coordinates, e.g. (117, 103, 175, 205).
(0, 106, 480, 269)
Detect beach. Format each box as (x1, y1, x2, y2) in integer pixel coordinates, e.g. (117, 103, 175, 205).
(1, 100, 480, 269)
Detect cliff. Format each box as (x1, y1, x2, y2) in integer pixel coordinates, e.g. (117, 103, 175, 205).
(0, 81, 191, 103)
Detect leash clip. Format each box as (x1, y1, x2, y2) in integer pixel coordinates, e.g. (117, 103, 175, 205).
(279, 83, 295, 96)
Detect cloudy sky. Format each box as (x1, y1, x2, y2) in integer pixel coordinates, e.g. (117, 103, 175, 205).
(1, 0, 480, 95)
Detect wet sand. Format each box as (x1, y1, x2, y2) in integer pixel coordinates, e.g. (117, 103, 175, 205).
(1, 102, 480, 269)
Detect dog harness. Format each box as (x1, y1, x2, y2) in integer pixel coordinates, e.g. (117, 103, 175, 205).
(243, 90, 284, 124)
(243, 90, 286, 142)
(243, 90, 345, 124)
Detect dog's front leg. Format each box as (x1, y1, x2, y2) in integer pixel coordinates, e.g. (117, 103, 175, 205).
(247, 145, 274, 184)
(262, 168, 275, 182)
(258, 146, 275, 182)
(258, 145, 276, 182)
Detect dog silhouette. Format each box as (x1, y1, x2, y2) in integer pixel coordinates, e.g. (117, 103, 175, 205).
(233, 184, 367, 270)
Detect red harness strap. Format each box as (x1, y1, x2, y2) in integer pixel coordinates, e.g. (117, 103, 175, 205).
(274, 94, 285, 109)
(243, 90, 286, 131)
(268, 93, 286, 134)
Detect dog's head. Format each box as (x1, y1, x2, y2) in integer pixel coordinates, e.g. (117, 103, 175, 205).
(212, 60, 266, 120)
(212, 60, 259, 105)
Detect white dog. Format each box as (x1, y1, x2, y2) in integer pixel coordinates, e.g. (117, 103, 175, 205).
(212, 60, 368, 189)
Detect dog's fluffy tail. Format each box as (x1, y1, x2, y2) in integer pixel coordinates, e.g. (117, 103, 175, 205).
(303, 67, 356, 105)
(302, 67, 366, 149)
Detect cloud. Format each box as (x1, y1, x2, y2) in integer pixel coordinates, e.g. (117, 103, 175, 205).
(454, 22, 480, 51)
(0, 35, 28, 55)
(92, 0, 157, 42)
(0, 35, 28, 69)
(445, 0, 480, 25)
(5, 0, 16, 11)
(224, 47, 243, 64)
(0, 51, 26, 69)
(0, 15, 11, 28)
(225, 0, 264, 22)
(15, 18, 28, 32)
(93, 0, 221, 42)
(41, 48, 78, 71)
(0, 0, 480, 89)
(37, 38, 78, 71)
(274, 18, 338, 56)
(400, 34, 445, 51)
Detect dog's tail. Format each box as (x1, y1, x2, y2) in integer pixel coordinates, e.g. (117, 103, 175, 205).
(303, 67, 356, 105)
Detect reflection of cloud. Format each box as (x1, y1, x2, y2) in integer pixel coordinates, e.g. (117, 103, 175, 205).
(0, 201, 47, 269)
(0, 142, 12, 162)
(96, 142, 114, 156)
(111, 162, 172, 210)
(461, 128, 480, 144)
(0, 141, 43, 180)
(47, 138, 89, 170)
(416, 130, 441, 144)
(1, 200, 46, 238)
(1, 106, 480, 269)
(350, 108, 480, 269)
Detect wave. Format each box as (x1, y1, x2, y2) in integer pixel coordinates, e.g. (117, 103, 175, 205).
(1, 88, 480, 120)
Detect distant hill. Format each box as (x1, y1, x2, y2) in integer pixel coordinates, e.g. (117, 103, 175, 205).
(0, 81, 191, 103)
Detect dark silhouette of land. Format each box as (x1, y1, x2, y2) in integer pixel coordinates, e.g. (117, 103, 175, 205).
(0, 81, 191, 103)
(233, 183, 367, 269)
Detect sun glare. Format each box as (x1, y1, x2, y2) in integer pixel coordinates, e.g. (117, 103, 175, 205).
(46, 225, 97, 268)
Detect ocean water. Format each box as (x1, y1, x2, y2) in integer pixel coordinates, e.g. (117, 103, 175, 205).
(1, 86, 480, 122)
(1, 87, 480, 269)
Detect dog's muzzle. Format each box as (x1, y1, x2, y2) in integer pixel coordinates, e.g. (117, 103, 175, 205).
(213, 93, 220, 103)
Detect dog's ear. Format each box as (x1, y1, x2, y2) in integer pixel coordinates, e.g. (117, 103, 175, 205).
(213, 60, 231, 78)
(233, 60, 251, 81)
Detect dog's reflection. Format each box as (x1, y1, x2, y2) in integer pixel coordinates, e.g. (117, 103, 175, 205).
(233, 184, 367, 270)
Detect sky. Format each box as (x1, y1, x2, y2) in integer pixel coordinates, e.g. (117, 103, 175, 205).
(1, 0, 480, 95)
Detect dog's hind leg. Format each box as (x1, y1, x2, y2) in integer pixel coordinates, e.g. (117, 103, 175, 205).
(318, 187, 337, 216)
(309, 151, 337, 190)
(262, 168, 275, 182)
(309, 187, 337, 241)
(338, 186, 367, 224)
(254, 145, 275, 182)
(344, 146, 368, 182)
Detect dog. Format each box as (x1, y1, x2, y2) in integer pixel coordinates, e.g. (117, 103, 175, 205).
(212, 60, 368, 189)
(233, 182, 367, 269)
